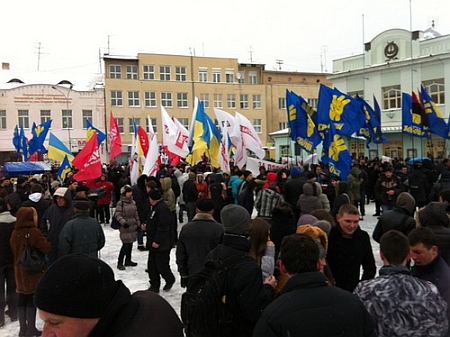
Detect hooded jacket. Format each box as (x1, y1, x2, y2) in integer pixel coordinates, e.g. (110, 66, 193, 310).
(21, 192, 50, 230)
(114, 195, 140, 244)
(161, 177, 176, 212)
(41, 187, 74, 262)
(297, 181, 322, 216)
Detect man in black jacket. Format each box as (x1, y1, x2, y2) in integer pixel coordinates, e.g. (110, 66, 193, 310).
(182, 172, 198, 222)
(253, 234, 375, 337)
(176, 199, 223, 287)
(143, 189, 176, 293)
(34, 254, 183, 337)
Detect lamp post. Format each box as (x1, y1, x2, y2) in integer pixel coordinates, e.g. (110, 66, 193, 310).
(52, 81, 73, 151)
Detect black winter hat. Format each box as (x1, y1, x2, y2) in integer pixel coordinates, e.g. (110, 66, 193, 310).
(34, 254, 119, 318)
(196, 199, 215, 212)
(149, 188, 162, 201)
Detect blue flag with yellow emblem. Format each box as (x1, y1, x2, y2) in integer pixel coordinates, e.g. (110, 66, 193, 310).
(321, 124, 352, 180)
(286, 89, 322, 154)
(317, 84, 366, 137)
(18, 126, 29, 160)
(402, 92, 428, 138)
(57, 155, 72, 181)
(86, 120, 107, 145)
(28, 120, 52, 155)
(372, 96, 389, 144)
(420, 86, 449, 139)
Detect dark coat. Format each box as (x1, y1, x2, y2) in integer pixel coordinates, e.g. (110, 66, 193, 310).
(21, 193, 50, 229)
(268, 208, 296, 256)
(328, 225, 376, 292)
(429, 170, 450, 201)
(132, 176, 150, 223)
(145, 199, 172, 251)
(114, 196, 140, 244)
(374, 173, 404, 206)
(252, 272, 376, 337)
(58, 213, 106, 258)
(88, 281, 183, 337)
(424, 225, 450, 267)
(10, 207, 51, 294)
(372, 207, 416, 243)
(176, 213, 224, 276)
(182, 179, 198, 203)
(205, 234, 275, 337)
(0, 211, 16, 267)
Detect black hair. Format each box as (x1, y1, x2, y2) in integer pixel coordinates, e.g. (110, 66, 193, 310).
(408, 227, 438, 249)
(280, 234, 319, 274)
(380, 230, 409, 265)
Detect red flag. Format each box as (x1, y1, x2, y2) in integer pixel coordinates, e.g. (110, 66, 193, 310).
(109, 112, 122, 161)
(137, 126, 149, 156)
(73, 136, 102, 181)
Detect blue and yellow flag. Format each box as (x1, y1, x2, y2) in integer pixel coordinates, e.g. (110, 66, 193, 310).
(286, 90, 322, 154)
(355, 96, 388, 146)
(86, 120, 107, 145)
(18, 126, 29, 160)
(12, 125, 20, 152)
(28, 120, 52, 155)
(48, 133, 74, 162)
(317, 84, 366, 137)
(402, 92, 428, 138)
(321, 124, 352, 180)
(420, 86, 449, 139)
(57, 155, 72, 181)
(372, 96, 389, 144)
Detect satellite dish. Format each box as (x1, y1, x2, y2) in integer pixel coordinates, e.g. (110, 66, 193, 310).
(236, 73, 242, 80)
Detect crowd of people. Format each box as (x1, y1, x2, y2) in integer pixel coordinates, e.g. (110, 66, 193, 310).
(0, 156, 450, 336)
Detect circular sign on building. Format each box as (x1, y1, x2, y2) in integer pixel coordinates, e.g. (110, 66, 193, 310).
(384, 41, 399, 60)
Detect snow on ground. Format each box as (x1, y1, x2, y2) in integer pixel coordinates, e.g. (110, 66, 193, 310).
(1, 202, 383, 337)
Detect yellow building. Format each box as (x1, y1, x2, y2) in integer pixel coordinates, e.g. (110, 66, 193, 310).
(103, 53, 331, 160)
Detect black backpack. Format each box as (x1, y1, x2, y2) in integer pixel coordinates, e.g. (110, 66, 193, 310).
(181, 251, 249, 337)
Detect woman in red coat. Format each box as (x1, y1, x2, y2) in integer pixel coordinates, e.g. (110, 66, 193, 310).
(10, 207, 51, 337)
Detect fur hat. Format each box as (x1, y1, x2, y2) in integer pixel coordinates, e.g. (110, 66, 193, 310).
(396, 192, 416, 214)
(196, 199, 215, 212)
(120, 184, 132, 195)
(220, 204, 250, 234)
(418, 202, 450, 228)
(76, 184, 89, 193)
(34, 254, 119, 318)
(149, 189, 162, 201)
(296, 224, 328, 257)
(73, 199, 90, 211)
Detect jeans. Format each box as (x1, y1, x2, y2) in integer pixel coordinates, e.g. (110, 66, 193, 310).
(0, 264, 17, 321)
(186, 202, 196, 222)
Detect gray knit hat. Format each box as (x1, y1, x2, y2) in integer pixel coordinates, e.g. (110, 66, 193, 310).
(220, 204, 250, 234)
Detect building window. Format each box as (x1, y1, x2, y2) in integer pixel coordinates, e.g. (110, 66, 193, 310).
(423, 79, 445, 104)
(200, 93, 209, 108)
(126, 65, 138, 79)
(198, 68, 207, 82)
(109, 65, 121, 79)
(0, 110, 6, 130)
(214, 94, 223, 108)
(382, 85, 401, 109)
(347, 90, 364, 100)
(160, 66, 171, 81)
(253, 119, 262, 133)
(212, 69, 221, 83)
(143, 65, 155, 80)
(280, 145, 290, 156)
(40, 110, 51, 124)
(249, 71, 257, 84)
(177, 93, 188, 108)
(18, 110, 29, 129)
(238, 71, 245, 84)
(278, 98, 286, 109)
(253, 95, 261, 109)
(176, 66, 187, 81)
(129, 118, 141, 134)
(128, 91, 140, 107)
(307, 98, 319, 109)
(161, 92, 173, 107)
(62, 110, 72, 129)
(116, 118, 124, 133)
(178, 118, 189, 130)
(225, 69, 234, 83)
(146, 118, 158, 133)
(144, 91, 156, 107)
(240, 94, 249, 109)
(82, 110, 93, 129)
(111, 91, 123, 106)
(227, 94, 236, 109)
(279, 122, 288, 130)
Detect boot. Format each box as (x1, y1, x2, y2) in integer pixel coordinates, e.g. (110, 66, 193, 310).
(18, 306, 27, 337)
(117, 263, 125, 270)
(124, 261, 138, 267)
(25, 305, 41, 337)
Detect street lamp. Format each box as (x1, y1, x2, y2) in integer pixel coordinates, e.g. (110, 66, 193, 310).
(52, 81, 73, 151)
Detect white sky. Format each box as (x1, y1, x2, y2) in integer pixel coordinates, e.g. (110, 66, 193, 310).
(2, 0, 449, 76)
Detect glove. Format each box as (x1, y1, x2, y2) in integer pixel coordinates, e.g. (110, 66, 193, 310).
(123, 223, 129, 229)
(180, 275, 189, 288)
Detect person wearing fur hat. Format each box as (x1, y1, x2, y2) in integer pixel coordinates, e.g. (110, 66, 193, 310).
(202, 204, 276, 337)
(34, 254, 183, 337)
(372, 192, 416, 243)
(114, 185, 140, 270)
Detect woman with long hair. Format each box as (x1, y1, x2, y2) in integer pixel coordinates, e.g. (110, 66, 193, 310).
(10, 207, 51, 337)
(248, 217, 275, 280)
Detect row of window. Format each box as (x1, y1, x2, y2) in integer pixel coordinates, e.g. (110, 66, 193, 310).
(110, 64, 258, 84)
(111, 91, 263, 109)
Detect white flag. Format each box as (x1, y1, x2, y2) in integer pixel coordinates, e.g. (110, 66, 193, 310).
(161, 106, 189, 157)
(235, 111, 265, 159)
(143, 116, 160, 177)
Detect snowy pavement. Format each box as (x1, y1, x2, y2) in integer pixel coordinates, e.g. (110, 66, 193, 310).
(1, 202, 383, 336)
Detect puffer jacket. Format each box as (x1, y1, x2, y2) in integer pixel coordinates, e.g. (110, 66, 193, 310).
(347, 167, 361, 202)
(297, 181, 322, 215)
(114, 196, 140, 244)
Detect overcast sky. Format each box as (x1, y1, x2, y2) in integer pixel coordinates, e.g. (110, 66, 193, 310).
(2, 0, 449, 76)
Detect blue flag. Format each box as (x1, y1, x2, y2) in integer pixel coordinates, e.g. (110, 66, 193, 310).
(402, 92, 428, 138)
(57, 155, 72, 181)
(317, 84, 366, 137)
(421, 86, 449, 139)
(321, 124, 352, 180)
(28, 120, 52, 155)
(12, 125, 20, 151)
(86, 120, 107, 145)
(372, 96, 389, 144)
(286, 90, 322, 153)
(355, 96, 388, 146)
(18, 126, 29, 160)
